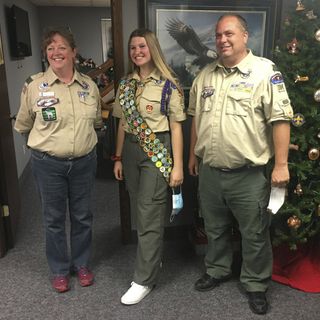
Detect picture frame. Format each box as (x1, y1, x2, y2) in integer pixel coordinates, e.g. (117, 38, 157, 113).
(0, 33, 4, 66)
(101, 18, 113, 62)
(140, 0, 282, 88)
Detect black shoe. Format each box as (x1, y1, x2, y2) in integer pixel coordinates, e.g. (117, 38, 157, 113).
(194, 273, 231, 292)
(247, 291, 268, 315)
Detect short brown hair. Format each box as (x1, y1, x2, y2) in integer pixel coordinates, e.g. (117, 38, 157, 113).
(41, 26, 76, 53)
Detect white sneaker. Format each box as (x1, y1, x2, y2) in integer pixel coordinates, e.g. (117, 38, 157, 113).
(121, 281, 152, 305)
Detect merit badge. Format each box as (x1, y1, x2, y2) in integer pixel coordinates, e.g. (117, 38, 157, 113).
(201, 87, 214, 99)
(41, 107, 57, 121)
(291, 113, 305, 127)
(39, 82, 49, 90)
(271, 73, 284, 85)
(146, 104, 153, 113)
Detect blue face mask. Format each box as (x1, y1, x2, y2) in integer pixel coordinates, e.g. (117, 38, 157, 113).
(170, 186, 183, 222)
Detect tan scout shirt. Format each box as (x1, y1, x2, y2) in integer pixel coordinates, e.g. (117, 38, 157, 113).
(113, 69, 186, 133)
(188, 50, 293, 169)
(15, 67, 102, 158)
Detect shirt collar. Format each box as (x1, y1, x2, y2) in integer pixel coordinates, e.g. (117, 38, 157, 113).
(131, 68, 162, 82)
(215, 49, 253, 76)
(45, 66, 87, 88)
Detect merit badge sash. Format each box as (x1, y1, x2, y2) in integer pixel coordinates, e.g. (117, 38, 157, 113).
(119, 78, 173, 182)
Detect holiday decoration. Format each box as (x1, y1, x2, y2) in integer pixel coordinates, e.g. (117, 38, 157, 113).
(294, 183, 303, 195)
(308, 148, 319, 160)
(287, 215, 302, 229)
(306, 10, 317, 19)
(287, 38, 300, 54)
(289, 144, 300, 151)
(296, 0, 305, 11)
(294, 75, 309, 83)
(314, 89, 320, 102)
(271, 0, 320, 250)
(291, 113, 305, 127)
(315, 29, 320, 41)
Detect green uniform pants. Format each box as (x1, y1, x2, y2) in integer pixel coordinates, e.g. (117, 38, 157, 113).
(198, 162, 272, 292)
(122, 132, 170, 286)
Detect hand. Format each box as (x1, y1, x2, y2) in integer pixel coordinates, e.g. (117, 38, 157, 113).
(169, 166, 183, 188)
(113, 161, 124, 180)
(271, 165, 289, 187)
(188, 154, 199, 176)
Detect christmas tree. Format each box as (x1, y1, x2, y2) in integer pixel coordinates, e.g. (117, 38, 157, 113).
(271, 0, 320, 249)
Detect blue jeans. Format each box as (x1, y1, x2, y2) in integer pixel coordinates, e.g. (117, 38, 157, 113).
(31, 148, 97, 276)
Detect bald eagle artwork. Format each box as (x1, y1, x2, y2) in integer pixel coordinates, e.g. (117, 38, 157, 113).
(166, 18, 218, 77)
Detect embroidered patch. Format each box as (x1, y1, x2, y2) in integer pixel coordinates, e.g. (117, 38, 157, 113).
(78, 91, 89, 101)
(81, 81, 90, 90)
(39, 82, 49, 90)
(230, 82, 254, 93)
(37, 98, 59, 108)
(201, 87, 214, 98)
(42, 107, 57, 121)
(271, 73, 284, 85)
(146, 104, 153, 113)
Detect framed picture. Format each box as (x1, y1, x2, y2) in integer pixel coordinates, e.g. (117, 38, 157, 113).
(0, 33, 4, 65)
(140, 0, 282, 88)
(101, 18, 113, 62)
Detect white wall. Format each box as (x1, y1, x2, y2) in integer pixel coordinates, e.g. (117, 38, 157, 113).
(38, 6, 111, 66)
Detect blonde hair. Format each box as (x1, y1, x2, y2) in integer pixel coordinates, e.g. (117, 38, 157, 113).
(127, 28, 183, 94)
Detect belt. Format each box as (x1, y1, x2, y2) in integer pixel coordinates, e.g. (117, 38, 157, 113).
(214, 165, 265, 173)
(31, 147, 95, 161)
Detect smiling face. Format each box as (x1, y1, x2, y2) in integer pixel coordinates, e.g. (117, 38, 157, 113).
(215, 16, 248, 67)
(46, 34, 76, 74)
(129, 36, 153, 70)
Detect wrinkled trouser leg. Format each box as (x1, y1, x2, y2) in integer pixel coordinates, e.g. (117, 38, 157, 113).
(199, 163, 272, 291)
(123, 133, 169, 286)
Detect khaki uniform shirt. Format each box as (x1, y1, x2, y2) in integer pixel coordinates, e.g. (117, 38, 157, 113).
(188, 51, 293, 168)
(15, 67, 102, 158)
(113, 69, 186, 132)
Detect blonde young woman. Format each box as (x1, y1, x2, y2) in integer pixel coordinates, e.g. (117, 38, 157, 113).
(113, 28, 186, 305)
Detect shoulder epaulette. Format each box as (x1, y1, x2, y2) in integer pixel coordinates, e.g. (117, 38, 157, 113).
(25, 76, 33, 84)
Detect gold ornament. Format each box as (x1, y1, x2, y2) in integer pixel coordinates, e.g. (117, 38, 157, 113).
(306, 10, 317, 19)
(294, 75, 309, 83)
(287, 38, 300, 54)
(308, 148, 320, 160)
(287, 215, 302, 229)
(294, 183, 303, 195)
(296, 0, 305, 11)
(291, 113, 305, 127)
(317, 132, 320, 139)
(315, 29, 320, 41)
(317, 204, 320, 216)
(284, 17, 290, 26)
(314, 89, 320, 102)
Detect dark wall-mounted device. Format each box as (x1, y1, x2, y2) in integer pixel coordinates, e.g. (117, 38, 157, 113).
(6, 5, 32, 58)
